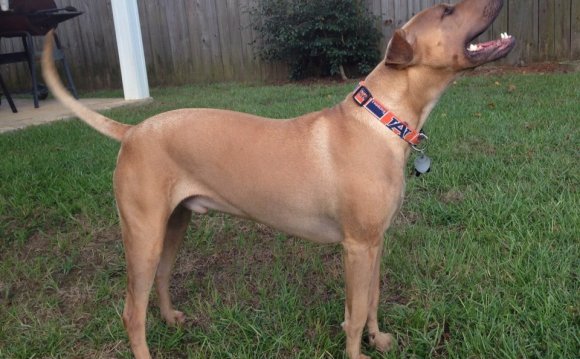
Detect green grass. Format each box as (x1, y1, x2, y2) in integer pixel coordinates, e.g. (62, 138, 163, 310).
(1, 73, 578, 358)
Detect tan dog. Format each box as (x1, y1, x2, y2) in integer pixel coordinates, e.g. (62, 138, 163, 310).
(42, 0, 514, 358)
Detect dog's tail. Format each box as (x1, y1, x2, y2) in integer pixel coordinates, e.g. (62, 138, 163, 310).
(41, 30, 131, 142)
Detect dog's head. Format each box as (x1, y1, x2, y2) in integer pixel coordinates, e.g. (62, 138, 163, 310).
(385, 0, 515, 71)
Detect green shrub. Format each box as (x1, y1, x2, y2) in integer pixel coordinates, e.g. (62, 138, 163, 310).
(250, 0, 382, 80)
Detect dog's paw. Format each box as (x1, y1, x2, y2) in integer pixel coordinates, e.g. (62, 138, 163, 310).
(369, 332, 394, 352)
(162, 309, 186, 326)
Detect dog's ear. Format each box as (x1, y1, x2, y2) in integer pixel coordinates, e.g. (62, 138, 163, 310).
(385, 29, 414, 68)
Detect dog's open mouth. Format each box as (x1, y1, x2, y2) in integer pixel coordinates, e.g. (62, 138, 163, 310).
(465, 32, 515, 65)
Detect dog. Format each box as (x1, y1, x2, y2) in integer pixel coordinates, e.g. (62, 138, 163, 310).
(41, 0, 514, 357)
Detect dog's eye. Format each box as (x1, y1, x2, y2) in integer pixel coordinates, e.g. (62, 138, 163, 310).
(442, 6, 454, 17)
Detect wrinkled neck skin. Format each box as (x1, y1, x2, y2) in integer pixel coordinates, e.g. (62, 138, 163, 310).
(361, 63, 459, 155)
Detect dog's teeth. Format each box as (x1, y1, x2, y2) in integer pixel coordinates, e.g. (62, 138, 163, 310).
(468, 44, 478, 51)
(500, 32, 510, 39)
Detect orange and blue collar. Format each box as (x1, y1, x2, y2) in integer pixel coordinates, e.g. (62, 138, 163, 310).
(353, 82, 426, 148)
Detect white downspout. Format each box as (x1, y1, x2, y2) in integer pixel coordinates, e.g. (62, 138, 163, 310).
(110, 0, 150, 100)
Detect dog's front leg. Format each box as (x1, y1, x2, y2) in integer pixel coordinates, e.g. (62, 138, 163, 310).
(342, 238, 382, 359)
(365, 239, 395, 352)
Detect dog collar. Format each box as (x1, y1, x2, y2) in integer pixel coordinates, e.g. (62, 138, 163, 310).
(352, 82, 426, 148)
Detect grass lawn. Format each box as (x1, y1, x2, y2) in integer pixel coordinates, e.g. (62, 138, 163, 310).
(0, 72, 578, 358)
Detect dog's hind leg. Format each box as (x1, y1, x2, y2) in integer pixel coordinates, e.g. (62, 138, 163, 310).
(365, 239, 394, 352)
(342, 237, 382, 359)
(155, 204, 191, 325)
(119, 202, 170, 359)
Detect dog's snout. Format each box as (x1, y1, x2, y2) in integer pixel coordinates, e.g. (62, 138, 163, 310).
(483, 1, 502, 20)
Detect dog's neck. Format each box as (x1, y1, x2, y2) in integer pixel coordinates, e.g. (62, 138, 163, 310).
(361, 64, 458, 137)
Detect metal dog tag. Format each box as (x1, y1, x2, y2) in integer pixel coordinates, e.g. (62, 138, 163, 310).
(414, 154, 431, 176)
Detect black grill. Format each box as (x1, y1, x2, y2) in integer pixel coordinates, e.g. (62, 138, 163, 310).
(0, 0, 82, 35)
(0, 0, 83, 112)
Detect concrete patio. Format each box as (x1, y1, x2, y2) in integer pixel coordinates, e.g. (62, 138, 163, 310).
(0, 97, 150, 134)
